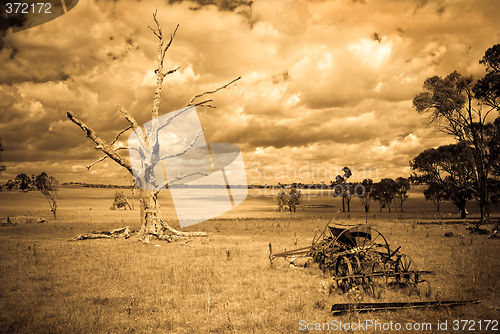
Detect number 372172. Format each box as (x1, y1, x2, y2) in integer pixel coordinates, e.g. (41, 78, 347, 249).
(452, 320, 498, 331)
(5, 3, 52, 14)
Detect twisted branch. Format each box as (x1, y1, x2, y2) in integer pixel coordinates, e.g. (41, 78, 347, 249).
(111, 126, 133, 146)
(186, 76, 241, 107)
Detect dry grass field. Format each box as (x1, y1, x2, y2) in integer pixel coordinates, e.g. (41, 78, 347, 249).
(0, 187, 499, 333)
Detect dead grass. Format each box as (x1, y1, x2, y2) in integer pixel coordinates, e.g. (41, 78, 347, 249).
(0, 187, 499, 333)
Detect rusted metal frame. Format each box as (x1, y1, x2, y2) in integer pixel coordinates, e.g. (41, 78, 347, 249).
(331, 300, 480, 315)
(271, 246, 317, 258)
(332, 270, 435, 281)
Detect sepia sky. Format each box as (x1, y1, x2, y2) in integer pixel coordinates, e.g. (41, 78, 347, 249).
(1, 0, 499, 186)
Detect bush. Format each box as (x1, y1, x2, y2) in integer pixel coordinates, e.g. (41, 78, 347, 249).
(111, 191, 130, 210)
(276, 187, 301, 212)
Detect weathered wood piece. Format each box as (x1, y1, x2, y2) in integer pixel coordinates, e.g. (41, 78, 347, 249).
(331, 300, 480, 315)
(70, 226, 131, 241)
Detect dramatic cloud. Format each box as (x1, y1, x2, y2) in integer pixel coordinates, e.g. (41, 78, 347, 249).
(0, 0, 499, 185)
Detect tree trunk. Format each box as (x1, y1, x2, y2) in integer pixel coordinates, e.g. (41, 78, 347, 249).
(460, 207, 467, 219)
(44, 195, 56, 219)
(136, 189, 207, 243)
(131, 188, 136, 210)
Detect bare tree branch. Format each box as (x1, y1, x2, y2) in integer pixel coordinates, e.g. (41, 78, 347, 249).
(193, 99, 216, 108)
(150, 10, 162, 39)
(168, 172, 208, 185)
(148, 25, 161, 39)
(151, 171, 209, 192)
(155, 106, 194, 136)
(163, 24, 179, 55)
(186, 76, 241, 107)
(115, 103, 150, 156)
(157, 128, 204, 164)
(67, 111, 133, 174)
(87, 156, 108, 170)
(86, 147, 131, 170)
(164, 66, 181, 76)
(110, 126, 133, 146)
(115, 104, 140, 130)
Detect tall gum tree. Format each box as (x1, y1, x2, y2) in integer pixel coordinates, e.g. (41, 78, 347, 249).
(413, 61, 499, 224)
(410, 143, 475, 218)
(68, 12, 241, 243)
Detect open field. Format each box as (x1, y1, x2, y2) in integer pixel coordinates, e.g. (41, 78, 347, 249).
(1, 187, 499, 333)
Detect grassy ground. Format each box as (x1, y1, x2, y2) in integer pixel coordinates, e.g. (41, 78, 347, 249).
(0, 188, 499, 333)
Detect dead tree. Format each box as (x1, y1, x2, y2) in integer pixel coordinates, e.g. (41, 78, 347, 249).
(67, 11, 240, 243)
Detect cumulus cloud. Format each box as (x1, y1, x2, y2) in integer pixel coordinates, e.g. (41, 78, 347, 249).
(0, 0, 499, 185)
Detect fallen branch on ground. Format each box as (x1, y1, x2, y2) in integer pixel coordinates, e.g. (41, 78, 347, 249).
(70, 226, 131, 241)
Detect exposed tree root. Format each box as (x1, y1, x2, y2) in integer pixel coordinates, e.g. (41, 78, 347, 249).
(136, 218, 207, 243)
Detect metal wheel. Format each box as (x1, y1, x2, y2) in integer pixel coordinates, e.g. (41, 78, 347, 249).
(334, 227, 391, 259)
(352, 255, 370, 285)
(321, 252, 338, 274)
(311, 228, 323, 246)
(335, 256, 354, 292)
(395, 254, 416, 285)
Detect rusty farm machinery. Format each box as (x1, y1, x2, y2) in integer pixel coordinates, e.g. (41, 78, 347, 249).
(269, 222, 433, 297)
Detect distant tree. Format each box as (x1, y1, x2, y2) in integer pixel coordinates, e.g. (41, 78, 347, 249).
(395, 177, 410, 212)
(332, 167, 352, 212)
(0, 138, 5, 175)
(111, 191, 132, 210)
(423, 182, 447, 213)
(30, 174, 36, 190)
(356, 178, 374, 223)
(276, 184, 301, 212)
(5, 179, 16, 191)
(344, 183, 354, 213)
(34, 172, 59, 219)
(410, 143, 475, 218)
(15, 173, 30, 192)
(372, 178, 398, 212)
